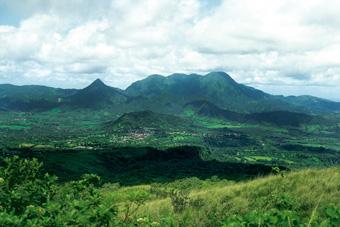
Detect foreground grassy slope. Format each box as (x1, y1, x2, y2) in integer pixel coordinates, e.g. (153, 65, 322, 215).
(103, 167, 340, 226)
(1, 156, 339, 226)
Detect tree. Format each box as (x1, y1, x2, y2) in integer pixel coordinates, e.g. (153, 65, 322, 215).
(0, 156, 118, 226)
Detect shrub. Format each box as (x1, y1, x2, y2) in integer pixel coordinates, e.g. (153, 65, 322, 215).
(0, 156, 118, 226)
(222, 209, 301, 226)
(319, 205, 340, 227)
(0, 156, 57, 215)
(121, 189, 150, 222)
(272, 194, 298, 210)
(169, 189, 190, 213)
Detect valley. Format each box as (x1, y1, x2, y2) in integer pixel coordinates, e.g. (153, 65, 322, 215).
(1, 106, 338, 172)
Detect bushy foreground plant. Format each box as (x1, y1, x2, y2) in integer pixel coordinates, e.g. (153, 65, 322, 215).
(222, 205, 340, 227)
(150, 179, 207, 215)
(0, 156, 117, 226)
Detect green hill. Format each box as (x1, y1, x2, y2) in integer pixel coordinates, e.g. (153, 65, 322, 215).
(185, 100, 313, 126)
(247, 110, 313, 126)
(0, 84, 76, 111)
(65, 79, 127, 109)
(104, 167, 340, 226)
(184, 100, 245, 122)
(108, 110, 193, 132)
(286, 95, 340, 113)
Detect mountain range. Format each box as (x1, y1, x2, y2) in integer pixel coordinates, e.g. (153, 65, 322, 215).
(1, 72, 339, 114)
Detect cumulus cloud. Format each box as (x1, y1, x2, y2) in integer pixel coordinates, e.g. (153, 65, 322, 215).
(0, 0, 340, 99)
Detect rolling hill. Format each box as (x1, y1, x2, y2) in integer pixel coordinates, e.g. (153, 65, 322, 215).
(286, 95, 340, 113)
(120, 167, 340, 226)
(184, 100, 244, 122)
(0, 84, 76, 111)
(185, 100, 313, 126)
(108, 110, 194, 132)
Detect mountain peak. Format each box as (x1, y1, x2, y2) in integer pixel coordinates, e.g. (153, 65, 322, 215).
(67, 78, 127, 109)
(85, 78, 109, 90)
(205, 71, 234, 81)
(91, 78, 106, 86)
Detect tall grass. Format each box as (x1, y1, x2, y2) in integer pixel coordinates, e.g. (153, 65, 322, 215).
(106, 167, 340, 226)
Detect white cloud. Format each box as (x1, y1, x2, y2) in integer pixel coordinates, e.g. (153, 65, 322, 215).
(0, 0, 340, 99)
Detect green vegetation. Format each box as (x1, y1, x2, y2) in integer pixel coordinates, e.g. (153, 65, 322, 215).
(0, 72, 339, 225)
(1, 156, 339, 226)
(7, 146, 274, 184)
(109, 110, 195, 132)
(0, 156, 116, 226)
(0, 109, 338, 169)
(127, 167, 340, 226)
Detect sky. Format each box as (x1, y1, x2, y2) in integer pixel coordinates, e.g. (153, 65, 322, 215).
(0, 0, 340, 101)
